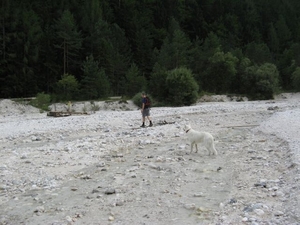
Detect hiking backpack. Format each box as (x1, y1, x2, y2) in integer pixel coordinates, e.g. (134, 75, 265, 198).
(145, 97, 151, 107)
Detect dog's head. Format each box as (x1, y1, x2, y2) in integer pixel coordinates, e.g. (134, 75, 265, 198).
(184, 124, 192, 132)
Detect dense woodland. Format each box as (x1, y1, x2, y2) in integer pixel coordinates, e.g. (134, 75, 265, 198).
(1, 0, 300, 102)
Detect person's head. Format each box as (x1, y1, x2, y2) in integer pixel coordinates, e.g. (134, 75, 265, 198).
(141, 92, 146, 97)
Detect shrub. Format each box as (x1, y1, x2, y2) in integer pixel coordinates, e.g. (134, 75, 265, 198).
(166, 67, 199, 106)
(202, 51, 238, 94)
(55, 74, 79, 101)
(241, 63, 279, 100)
(30, 92, 51, 111)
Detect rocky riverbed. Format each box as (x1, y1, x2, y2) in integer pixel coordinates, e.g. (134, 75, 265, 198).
(0, 93, 299, 225)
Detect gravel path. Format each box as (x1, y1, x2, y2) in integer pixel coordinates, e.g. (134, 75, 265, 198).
(0, 94, 299, 225)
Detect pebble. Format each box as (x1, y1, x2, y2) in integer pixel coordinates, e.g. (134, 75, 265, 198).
(105, 188, 116, 195)
(193, 192, 205, 197)
(108, 216, 115, 221)
(274, 211, 284, 216)
(254, 208, 265, 216)
(184, 203, 196, 210)
(242, 217, 248, 222)
(34, 206, 45, 213)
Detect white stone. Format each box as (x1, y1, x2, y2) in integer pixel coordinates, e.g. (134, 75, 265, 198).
(254, 208, 265, 216)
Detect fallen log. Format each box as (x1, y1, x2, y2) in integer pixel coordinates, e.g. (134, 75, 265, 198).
(47, 111, 88, 117)
(47, 111, 71, 117)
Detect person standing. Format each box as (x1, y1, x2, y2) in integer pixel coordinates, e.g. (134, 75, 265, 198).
(141, 92, 153, 127)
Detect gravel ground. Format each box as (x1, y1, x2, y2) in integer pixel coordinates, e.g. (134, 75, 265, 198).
(0, 93, 299, 225)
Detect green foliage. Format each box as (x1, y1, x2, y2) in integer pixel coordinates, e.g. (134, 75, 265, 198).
(275, 15, 292, 51)
(134, 28, 155, 78)
(2, 0, 300, 99)
(291, 67, 300, 91)
(53, 10, 82, 75)
(148, 64, 168, 102)
(30, 92, 51, 111)
(165, 67, 199, 106)
(241, 63, 280, 100)
(231, 51, 252, 94)
(268, 23, 280, 53)
(156, 18, 192, 70)
(80, 55, 110, 100)
(88, 19, 130, 95)
(55, 74, 79, 101)
(191, 33, 222, 86)
(125, 63, 146, 97)
(278, 43, 300, 90)
(202, 51, 238, 94)
(244, 42, 272, 65)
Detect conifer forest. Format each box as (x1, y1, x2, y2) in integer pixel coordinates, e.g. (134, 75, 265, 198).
(1, 0, 300, 101)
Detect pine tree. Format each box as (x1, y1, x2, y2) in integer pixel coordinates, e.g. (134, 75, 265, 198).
(125, 63, 146, 97)
(54, 10, 82, 75)
(80, 55, 110, 99)
(156, 18, 192, 70)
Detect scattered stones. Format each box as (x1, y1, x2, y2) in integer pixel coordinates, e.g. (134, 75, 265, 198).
(0, 94, 299, 224)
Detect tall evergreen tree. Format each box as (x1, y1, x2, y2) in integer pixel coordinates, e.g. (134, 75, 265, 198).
(134, 28, 154, 78)
(0, 0, 13, 97)
(156, 18, 192, 70)
(124, 63, 146, 97)
(18, 9, 43, 96)
(244, 42, 272, 65)
(1, 0, 300, 98)
(0, 3, 43, 97)
(268, 23, 280, 54)
(80, 55, 110, 99)
(275, 15, 292, 51)
(53, 10, 82, 76)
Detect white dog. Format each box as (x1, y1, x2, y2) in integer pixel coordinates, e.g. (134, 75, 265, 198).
(184, 124, 217, 155)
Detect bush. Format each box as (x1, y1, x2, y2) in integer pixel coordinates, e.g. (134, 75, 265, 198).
(30, 92, 51, 111)
(202, 51, 238, 94)
(241, 63, 279, 100)
(166, 67, 199, 106)
(55, 74, 79, 101)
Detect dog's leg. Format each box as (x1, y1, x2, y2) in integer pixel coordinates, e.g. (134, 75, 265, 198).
(190, 142, 194, 153)
(206, 138, 217, 156)
(210, 142, 218, 155)
(212, 146, 217, 155)
(195, 144, 198, 153)
(207, 147, 211, 155)
(207, 144, 218, 155)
